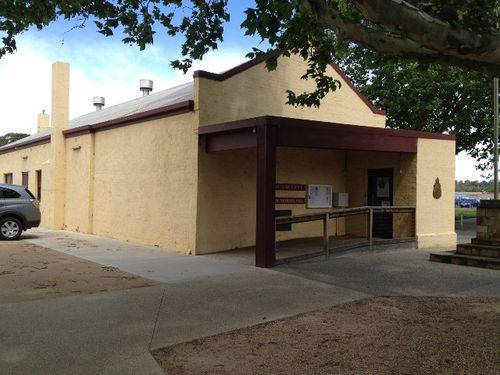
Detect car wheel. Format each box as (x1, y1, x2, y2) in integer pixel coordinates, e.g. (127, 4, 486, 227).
(0, 217, 23, 240)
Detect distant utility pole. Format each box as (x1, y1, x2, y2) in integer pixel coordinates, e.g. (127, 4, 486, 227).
(495, 77, 499, 199)
(494, 9, 499, 200)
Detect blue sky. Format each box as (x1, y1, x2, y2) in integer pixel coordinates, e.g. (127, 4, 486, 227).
(0, 0, 488, 180)
(20, 0, 260, 77)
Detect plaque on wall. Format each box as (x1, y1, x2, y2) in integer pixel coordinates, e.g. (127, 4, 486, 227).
(276, 183, 307, 191)
(306, 184, 332, 209)
(276, 197, 306, 205)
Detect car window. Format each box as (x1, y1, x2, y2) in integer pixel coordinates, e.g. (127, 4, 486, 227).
(0, 188, 21, 199)
(25, 188, 36, 199)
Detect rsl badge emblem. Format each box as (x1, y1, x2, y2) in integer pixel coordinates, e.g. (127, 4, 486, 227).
(433, 178, 442, 199)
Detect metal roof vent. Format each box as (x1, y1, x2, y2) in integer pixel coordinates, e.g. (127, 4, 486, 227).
(93, 96, 105, 111)
(140, 79, 153, 96)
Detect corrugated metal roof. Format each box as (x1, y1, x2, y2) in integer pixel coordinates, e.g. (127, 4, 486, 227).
(69, 81, 193, 127)
(0, 128, 51, 150)
(0, 81, 194, 151)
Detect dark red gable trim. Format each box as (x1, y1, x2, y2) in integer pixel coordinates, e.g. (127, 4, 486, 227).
(193, 57, 386, 115)
(329, 63, 386, 116)
(0, 135, 51, 156)
(193, 57, 266, 81)
(64, 100, 194, 138)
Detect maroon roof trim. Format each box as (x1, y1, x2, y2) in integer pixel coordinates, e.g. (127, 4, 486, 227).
(193, 57, 386, 115)
(193, 57, 266, 81)
(198, 117, 267, 135)
(198, 116, 456, 141)
(205, 129, 257, 152)
(268, 116, 455, 140)
(64, 100, 194, 138)
(0, 135, 51, 156)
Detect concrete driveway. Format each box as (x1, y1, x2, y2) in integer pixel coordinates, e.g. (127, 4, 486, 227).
(1, 227, 498, 374)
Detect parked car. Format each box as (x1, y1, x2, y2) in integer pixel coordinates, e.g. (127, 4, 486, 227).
(457, 197, 480, 208)
(455, 193, 468, 206)
(0, 184, 41, 240)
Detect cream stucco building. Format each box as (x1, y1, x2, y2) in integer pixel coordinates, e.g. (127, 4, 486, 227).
(0, 56, 456, 267)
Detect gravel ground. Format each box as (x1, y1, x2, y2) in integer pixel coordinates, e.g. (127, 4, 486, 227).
(0, 241, 157, 303)
(152, 296, 500, 375)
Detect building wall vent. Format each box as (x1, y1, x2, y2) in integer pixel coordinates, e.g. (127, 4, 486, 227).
(93, 96, 105, 111)
(140, 79, 153, 96)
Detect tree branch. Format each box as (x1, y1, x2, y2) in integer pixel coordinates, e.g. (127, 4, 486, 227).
(298, 0, 500, 76)
(352, 0, 500, 65)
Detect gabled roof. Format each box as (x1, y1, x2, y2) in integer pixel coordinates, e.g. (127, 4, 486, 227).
(193, 57, 386, 116)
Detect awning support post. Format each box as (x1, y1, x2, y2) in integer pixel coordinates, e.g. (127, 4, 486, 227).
(324, 213, 330, 259)
(368, 208, 374, 246)
(255, 125, 277, 268)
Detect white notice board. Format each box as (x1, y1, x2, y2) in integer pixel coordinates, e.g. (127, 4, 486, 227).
(307, 184, 332, 209)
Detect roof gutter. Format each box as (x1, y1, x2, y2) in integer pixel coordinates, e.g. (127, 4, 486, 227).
(0, 135, 51, 156)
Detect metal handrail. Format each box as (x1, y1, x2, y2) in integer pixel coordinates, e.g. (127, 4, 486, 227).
(275, 205, 415, 225)
(275, 205, 416, 260)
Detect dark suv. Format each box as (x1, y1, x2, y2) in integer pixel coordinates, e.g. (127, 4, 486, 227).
(0, 184, 41, 240)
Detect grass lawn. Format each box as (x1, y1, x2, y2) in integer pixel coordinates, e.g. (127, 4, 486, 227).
(456, 207, 477, 220)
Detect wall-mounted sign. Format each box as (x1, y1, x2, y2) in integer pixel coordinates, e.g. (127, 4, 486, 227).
(276, 183, 307, 191)
(276, 197, 306, 205)
(307, 184, 332, 209)
(376, 177, 390, 198)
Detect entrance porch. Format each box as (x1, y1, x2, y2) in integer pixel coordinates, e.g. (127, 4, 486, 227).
(197, 116, 456, 267)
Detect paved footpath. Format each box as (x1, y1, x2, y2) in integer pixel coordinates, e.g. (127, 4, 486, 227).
(1, 228, 498, 374)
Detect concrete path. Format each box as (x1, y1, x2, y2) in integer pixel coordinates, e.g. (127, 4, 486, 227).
(23, 229, 252, 283)
(1, 228, 498, 374)
(3, 229, 367, 374)
(277, 247, 499, 298)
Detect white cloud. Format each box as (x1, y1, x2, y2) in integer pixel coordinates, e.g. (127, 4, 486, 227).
(456, 151, 493, 181)
(0, 45, 52, 135)
(0, 34, 246, 135)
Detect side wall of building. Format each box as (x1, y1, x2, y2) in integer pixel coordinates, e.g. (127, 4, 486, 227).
(87, 113, 199, 253)
(0, 112, 199, 253)
(415, 138, 456, 248)
(64, 134, 94, 233)
(0, 144, 52, 226)
(196, 55, 385, 128)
